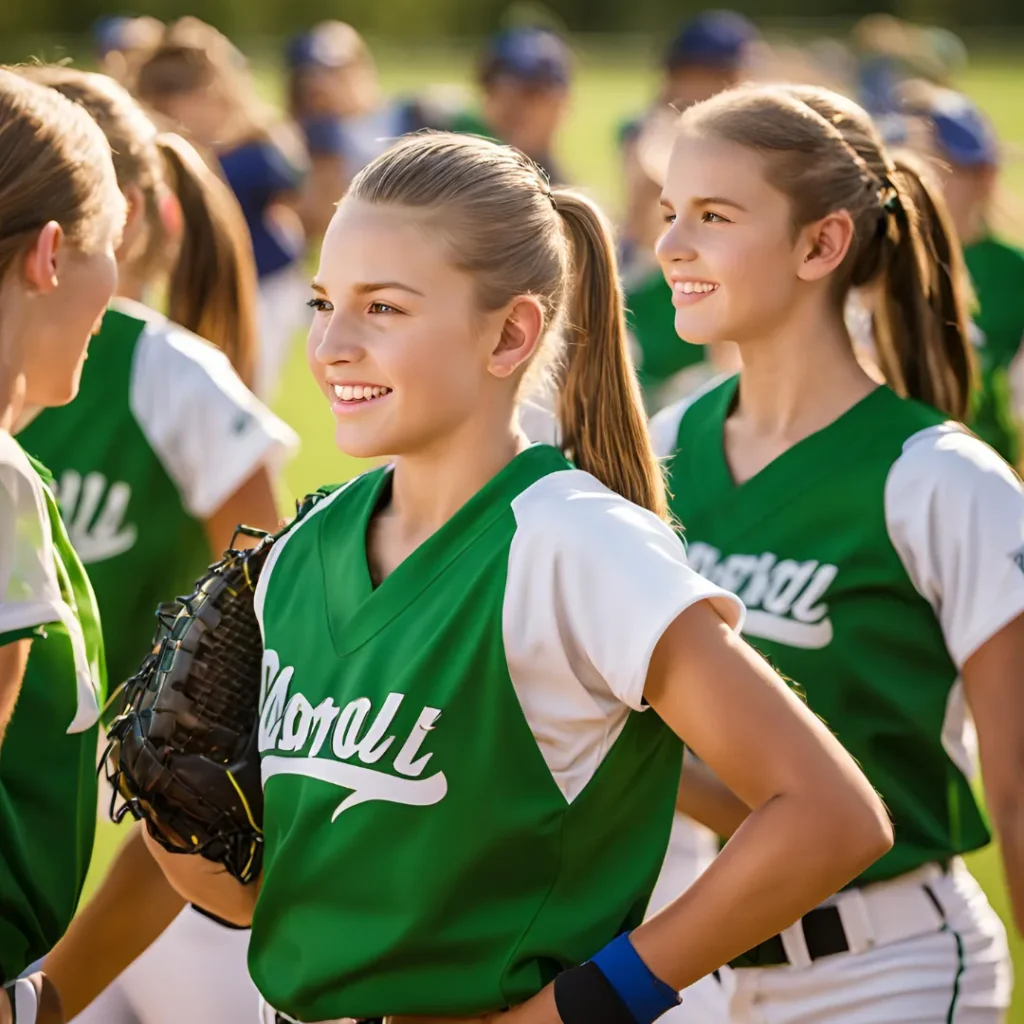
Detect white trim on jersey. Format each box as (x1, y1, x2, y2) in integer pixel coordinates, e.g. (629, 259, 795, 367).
(0, 431, 100, 732)
(128, 315, 299, 520)
(253, 479, 359, 639)
(504, 469, 744, 802)
(0, 431, 63, 638)
(884, 422, 1024, 778)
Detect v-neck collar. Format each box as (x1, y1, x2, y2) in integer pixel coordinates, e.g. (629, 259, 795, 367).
(320, 444, 571, 657)
(681, 378, 898, 524)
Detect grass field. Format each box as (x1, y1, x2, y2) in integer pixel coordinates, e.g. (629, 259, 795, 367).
(84, 43, 1024, 1019)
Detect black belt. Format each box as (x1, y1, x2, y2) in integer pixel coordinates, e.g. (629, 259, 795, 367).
(729, 904, 850, 967)
(730, 860, 952, 969)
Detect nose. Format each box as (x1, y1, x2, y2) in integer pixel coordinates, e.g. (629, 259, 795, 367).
(311, 309, 366, 367)
(656, 219, 698, 266)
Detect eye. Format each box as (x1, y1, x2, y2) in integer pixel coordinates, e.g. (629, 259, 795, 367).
(701, 210, 730, 224)
(307, 297, 333, 313)
(662, 212, 677, 224)
(367, 301, 401, 315)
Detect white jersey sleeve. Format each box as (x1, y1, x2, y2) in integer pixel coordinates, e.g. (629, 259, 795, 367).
(885, 423, 1024, 668)
(501, 468, 743, 803)
(130, 321, 300, 520)
(0, 432, 63, 638)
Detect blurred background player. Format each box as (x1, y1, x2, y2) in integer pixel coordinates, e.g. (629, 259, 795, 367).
(134, 18, 309, 401)
(905, 87, 1024, 469)
(91, 15, 164, 86)
(285, 21, 439, 238)
(0, 67, 127, 1024)
(12, 66, 296, 1024)
(619, 11, 757, 412)
(448, 24, 572, 184)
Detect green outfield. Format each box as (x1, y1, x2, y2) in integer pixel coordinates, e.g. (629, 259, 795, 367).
(84, 43, 1024, 1019)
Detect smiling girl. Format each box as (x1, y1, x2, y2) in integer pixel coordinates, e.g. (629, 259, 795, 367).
(143, 131, 891, 1024)
(652, 84, 1022, 1023)
(0, 69, 126, 1023)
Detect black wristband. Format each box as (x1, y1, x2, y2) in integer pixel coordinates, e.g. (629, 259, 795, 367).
(554, 961, 638, 1024)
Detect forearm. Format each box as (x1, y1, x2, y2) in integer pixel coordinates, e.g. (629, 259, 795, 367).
(43, 823, 185, 1017)
(632, 789, 885, 992)
(990, 796, 1024, 937)
(677, 750, 750, 838)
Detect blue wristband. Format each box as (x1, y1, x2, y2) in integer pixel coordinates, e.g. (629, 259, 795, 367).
(590, 932, 681, 1023)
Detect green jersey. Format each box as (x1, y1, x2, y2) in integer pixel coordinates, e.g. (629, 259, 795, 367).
(250, 445, 741, 1020)
(623, 259, 707, 410)
(964, 236, 1024, 464)
(652, 378, 1024, 885)
(19, 300, 297, 690)
(0, 433, 105, 981)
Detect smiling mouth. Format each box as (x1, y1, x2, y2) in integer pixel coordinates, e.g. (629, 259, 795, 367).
(673, 281, 719, 296)
(331, 384, 392, 404)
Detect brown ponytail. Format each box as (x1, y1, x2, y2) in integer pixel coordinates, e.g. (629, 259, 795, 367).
(158, 133, 259, 390)
(688, 84, 975, 420)
(870, 155, 973, 420)
(553, 191, 667, 518)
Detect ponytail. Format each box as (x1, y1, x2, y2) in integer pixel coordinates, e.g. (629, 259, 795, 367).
(552, 190, 668, 520)
(870, 153, 975, 420)
(157, 133, 260, 390)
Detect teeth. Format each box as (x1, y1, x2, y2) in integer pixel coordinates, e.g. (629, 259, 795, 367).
(332, 384, 391, 401)
(677, 281, 717, 295)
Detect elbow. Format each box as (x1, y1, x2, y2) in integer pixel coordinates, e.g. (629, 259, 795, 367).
(838, 788, 894, 874)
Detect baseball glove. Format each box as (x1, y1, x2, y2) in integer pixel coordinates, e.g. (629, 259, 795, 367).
(104, 527, 273, 884)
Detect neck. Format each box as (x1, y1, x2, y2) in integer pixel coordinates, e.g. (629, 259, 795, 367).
(387, 401, 526, 541)
(732, 299, 876, 442)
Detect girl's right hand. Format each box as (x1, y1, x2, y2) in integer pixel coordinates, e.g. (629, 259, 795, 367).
(141, 825, 260, 926)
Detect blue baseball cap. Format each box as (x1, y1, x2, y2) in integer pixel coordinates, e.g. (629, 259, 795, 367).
(913, 90, 999, 167)
(286, 22, 366, 72)
(92, 15, 134, 57)
(481, 27, 571, 87)
(665, 10, 758, 71)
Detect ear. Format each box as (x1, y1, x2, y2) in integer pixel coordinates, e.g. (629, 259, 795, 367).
(22, 222, 64, 294)
(118, 183, 149, 262)
(796, 210, 856, 283)
(487, 295, 545, 380)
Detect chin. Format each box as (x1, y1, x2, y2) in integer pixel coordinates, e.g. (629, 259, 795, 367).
(672, 314, 721, 349)
(332, 424, 393, 463)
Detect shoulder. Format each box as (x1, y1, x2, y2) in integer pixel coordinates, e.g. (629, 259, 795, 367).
(887, 421, 1021, 498)
(132, 314, 235, 382)
(511, 468, 679, 552)
(130, 315, 258, 424)
(648, 373, 733, 459)
(0, 431, 46, 510)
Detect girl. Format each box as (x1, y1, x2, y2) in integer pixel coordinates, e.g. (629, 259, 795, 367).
(13, 67, 297, 1024)
(652, 83, 1021, 1022)
(908, 88, 1024, 468)
(134, 18, 309, 401)
(144, 131, 891, 1024)
(0, 69, 126, 1022)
